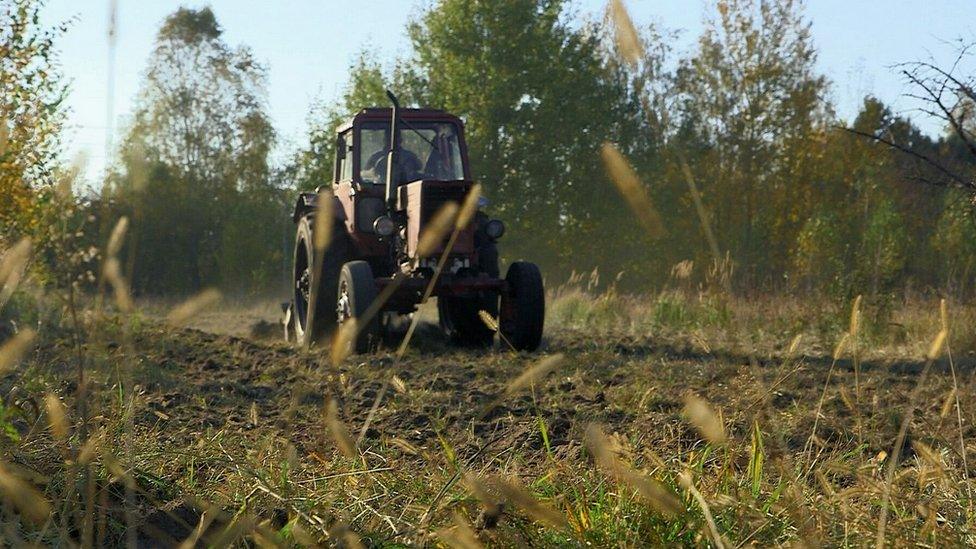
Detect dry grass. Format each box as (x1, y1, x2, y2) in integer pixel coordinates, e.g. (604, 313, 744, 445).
(2, 275, 976, 546)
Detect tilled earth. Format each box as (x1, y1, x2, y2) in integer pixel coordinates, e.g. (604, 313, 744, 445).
(8, 317, 976, 546)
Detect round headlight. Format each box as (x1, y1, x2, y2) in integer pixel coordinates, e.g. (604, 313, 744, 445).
(484, 219, 505, 240)
(373, 215, 397, 237)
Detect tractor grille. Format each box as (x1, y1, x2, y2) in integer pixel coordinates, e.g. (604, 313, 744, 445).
(421, 187, 466, 223)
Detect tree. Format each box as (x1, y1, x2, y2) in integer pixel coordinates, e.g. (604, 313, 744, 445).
(404, 0, 658, 277)
(107, 7, 285, 294)
(0, 0, 68, 242)
(676, 0, 830, 283)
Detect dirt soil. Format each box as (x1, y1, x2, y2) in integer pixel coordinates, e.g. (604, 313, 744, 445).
(8, 305, 975, 546)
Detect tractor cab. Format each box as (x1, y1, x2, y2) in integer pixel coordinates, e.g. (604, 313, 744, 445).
(334, 108, 471, 188)
(287, 92, 544, 355)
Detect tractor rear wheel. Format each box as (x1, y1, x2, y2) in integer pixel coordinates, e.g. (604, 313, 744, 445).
(293, 216, 346, 349)
(438, 292, 497, 347)
(337, 261, 380, 354)
(500, 262, 545, 351)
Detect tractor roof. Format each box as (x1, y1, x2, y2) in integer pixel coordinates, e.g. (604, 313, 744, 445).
(337, 107, 464, 133)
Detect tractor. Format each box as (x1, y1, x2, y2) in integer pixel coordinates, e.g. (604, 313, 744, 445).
(284, 91, 544, 353)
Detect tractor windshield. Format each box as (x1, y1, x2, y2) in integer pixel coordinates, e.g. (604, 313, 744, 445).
(359, 121, 465, 185)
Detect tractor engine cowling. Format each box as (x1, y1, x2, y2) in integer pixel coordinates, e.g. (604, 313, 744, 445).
(399, 180, 476, 259)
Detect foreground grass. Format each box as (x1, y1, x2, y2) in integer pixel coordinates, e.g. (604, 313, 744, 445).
(2, 285, 976, 546)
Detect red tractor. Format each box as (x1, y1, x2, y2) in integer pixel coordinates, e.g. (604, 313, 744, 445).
(285, 92, 544, 353)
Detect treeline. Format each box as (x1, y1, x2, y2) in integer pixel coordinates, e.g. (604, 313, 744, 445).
(3, 0, 976, 303)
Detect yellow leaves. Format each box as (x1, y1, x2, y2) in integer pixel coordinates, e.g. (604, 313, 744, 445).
(600, 143, 665, 238)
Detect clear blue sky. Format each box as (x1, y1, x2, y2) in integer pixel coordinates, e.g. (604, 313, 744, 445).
(41, 0, 975, 183)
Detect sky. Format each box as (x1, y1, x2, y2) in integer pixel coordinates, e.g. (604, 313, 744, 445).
(40, 0, 976, 183)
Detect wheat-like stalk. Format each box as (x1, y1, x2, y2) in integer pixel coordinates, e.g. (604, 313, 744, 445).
(313, 188, 334, 254)
(683, 394, 726, 444)
(325, 398, 357, 459)
(436, 513, 484, 549)
(456, 183, 482, 230)
(166, 288, 222, 326)
(330, 319, 358, 366)
(102, 257, 133, 312)
(417, 202, 459, 257)
(585, 424, 680, 516)
(609, 0, 644, 67)
(0, 461, 51, 525)
(0, 328, 36, 375)
(478, 310, 499, 332)
(0, 238, 31, 310)
(106, 216, 129, 258)
(488, 475, 568, 530)
(504, 353, 565, 396)
(600, 143, 664, 238)
(44, 393, 69, 441)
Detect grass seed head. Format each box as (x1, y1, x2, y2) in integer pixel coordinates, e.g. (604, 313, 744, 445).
(490, 475, 568, 531)
(927, 329, 948, 361)
(418, 202, 459, 257)
(0, 328, 36, 374)
(313, 188, 334, 253)
(832, 332, 850, 361)
(584, 424, 680, 516)
(505, 353, 565, 396)
(609, 0, 644, 66)
(166, 288, 222, 326)
(325, 398, 357, 459)
(106, 216, 129, 258)
(940, 298, 949, 332)
(436, 513, 485, 549)
(330, 319, 358, 366)
(44, 393, 69, 441)
(683, 394, 726, 444)
(849, 294, 862, 335)
(600, 143, 664, 238)
(0, 461, 51, 525)
(0, 238, 31, 310)
(478, 310, 499, 332)
(103, 257, 134, 312)
(456, 183, 482, 230)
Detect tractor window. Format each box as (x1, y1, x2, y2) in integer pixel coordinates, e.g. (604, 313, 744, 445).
(337, 131, 353, 182)
(359, 122, 465, 185)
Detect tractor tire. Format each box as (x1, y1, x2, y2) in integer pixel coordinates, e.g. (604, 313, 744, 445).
(337, 261, 380, 354)
(438, 291, 498, 347)
(292, 216, 346, 349)
(500, 262, 545, 351)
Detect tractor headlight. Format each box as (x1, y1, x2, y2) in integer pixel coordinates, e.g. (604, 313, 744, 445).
(485, 219, 505, 240)
(373, 215, 397, 237)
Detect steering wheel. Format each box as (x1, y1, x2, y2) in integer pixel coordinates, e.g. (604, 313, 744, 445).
(366, 150, 424, 183)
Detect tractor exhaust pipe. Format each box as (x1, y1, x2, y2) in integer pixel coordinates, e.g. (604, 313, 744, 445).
(384, 90, 400, 212)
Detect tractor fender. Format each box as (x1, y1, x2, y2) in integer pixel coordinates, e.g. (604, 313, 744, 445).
(292, 191, 347, 224)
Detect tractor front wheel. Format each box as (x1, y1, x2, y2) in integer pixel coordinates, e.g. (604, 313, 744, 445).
(500, 262, 545, 351)
(336, 261, 380, 354)
(292, 216, 345, 349)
